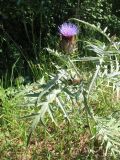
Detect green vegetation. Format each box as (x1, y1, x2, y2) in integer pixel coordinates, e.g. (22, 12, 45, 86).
(0, 1, 120, 159)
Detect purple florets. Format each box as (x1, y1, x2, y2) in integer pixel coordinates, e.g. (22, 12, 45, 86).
(59, 22, 79, 37)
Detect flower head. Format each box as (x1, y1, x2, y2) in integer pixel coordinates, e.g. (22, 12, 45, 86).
(59, 22, 79, 37)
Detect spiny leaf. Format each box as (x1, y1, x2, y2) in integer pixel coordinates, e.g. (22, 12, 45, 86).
(56, 97, 70, 121)
(36, 70, 66, 104)
(47, 106, 58, 126)
(27, 110, 41, 146)
(27, 102, 49, 146)
(70, 18, 111, 42)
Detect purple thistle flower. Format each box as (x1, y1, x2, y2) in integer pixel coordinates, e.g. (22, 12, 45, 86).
(59, 22, 79, 37)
